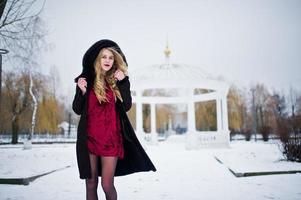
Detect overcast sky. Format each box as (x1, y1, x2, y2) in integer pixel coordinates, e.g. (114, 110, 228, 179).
(27, 0, 301, 103)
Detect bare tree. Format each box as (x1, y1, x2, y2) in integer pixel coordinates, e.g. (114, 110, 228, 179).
(49, 65, 61, 99)
(288, 86, 298, 117)
(0, 0, 46, 51)
(228, 85, 247, 133)
(4, 70, 30, 144)
(297, 96, 301, 115)
(28, 73, 37, 138)
(287, 86, 299, 138)
(0, 1, 8, 19)
(2, 70, 65, 143)
(271, 91, 289, 141)
(250, 84, 275, 141)
(0, 0, 46, 147)
(0, 0, 46, 105)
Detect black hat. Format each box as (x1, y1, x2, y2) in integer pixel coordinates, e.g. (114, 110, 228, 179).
(75, 39, 127, 83)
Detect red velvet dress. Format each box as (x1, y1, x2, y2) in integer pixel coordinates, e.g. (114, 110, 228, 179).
(86, 80, 124, 159)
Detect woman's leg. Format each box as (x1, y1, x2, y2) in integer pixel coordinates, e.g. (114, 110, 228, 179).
(85, 153, 99, 200)
(101, 156, 118, 200)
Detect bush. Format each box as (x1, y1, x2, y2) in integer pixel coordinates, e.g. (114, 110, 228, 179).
(281, 138, 301, 162)
(242, 128, 252, 141)
(260, 125, 271, 142)
(276, 118, 290, 142)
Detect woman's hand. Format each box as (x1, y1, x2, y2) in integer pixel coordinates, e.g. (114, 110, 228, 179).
(114, 69, 125, 81)
(77, 77, 87, 95)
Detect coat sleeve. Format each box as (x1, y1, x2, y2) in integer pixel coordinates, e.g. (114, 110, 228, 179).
(117, 76, 132, 112)
(72, 85, 86, 115)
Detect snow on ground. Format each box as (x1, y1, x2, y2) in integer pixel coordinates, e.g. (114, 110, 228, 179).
(213, 140, 301, 174)
(0, 139, 301, 200)
(0, 144, 73, 178)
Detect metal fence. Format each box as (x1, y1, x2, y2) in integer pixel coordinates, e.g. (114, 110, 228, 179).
(0, 133, 77, 144)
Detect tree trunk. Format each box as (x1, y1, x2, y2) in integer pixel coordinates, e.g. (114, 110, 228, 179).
(0, 0, 7, 19)
(29, 73, 37, 140)
(259, 106, 263, 128)
(11, 115, 19, 144)
(0, 54, 2, 121)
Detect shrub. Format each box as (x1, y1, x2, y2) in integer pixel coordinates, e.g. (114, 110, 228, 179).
(281, 138, 301, 162)
(242, 128, 252, 141)
(260, 125, 271, 141)
(276, 118, 290, 142)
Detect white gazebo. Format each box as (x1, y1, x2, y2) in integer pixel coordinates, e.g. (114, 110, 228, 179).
(128, 44, 230, 149)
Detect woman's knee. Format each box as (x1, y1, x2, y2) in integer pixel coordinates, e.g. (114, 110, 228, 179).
(86, 178, 98, 190)
(101, 179, 114, 193)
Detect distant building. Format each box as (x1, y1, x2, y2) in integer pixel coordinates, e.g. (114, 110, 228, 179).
(58, 121, 77, 138)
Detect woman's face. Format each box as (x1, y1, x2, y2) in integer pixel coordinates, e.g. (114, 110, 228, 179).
(100, 49, 114, 72)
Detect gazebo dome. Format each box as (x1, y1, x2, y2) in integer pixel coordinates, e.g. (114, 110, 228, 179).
(129, 63, 228, 92)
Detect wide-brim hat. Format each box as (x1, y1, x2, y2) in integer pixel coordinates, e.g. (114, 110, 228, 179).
(75, 39, 127, 83)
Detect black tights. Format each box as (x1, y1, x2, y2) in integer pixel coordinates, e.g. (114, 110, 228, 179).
(85, 153, 118, 200)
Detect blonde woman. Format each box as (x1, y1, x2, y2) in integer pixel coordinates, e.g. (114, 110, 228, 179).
(73, 39, 156, 200)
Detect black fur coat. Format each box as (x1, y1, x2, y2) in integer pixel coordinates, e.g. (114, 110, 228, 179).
(72, 39, 156, 179)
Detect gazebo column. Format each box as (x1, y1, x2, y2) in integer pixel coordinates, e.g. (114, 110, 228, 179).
(186, 88, 198, 150)
(187, 100, 196, 132)
(150, 103, 158, 144)
(222, 95, 229, 132)
(216, 98, 223, 132)
(221, 93, 230, 146)
(135, 90, 143, 134)
(187, 88, 196, 132)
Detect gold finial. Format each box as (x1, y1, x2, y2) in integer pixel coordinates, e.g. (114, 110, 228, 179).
(164, 42, 171, 58)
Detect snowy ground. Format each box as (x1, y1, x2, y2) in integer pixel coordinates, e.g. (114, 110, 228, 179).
(0, 139, 301, 200)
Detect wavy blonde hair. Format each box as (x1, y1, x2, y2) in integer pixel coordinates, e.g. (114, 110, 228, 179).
(93, 47, 128, 104)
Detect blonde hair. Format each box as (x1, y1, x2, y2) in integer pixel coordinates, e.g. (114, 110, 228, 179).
(93, 47, 128, 104)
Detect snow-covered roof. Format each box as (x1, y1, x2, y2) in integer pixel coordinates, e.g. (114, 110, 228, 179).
(129, 63, 229, 92)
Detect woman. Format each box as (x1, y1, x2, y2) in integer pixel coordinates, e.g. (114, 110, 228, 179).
(72, 39, 156, 200)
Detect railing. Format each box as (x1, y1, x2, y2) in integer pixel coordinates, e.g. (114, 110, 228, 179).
(0, 133, 77, 144)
